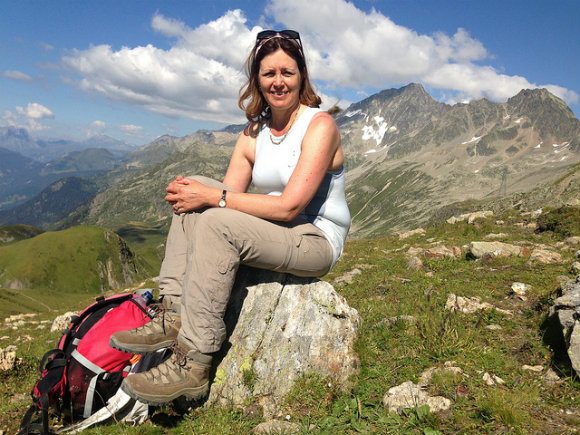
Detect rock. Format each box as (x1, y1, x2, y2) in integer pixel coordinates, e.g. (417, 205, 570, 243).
(485, 233, 508, 240)
(511, 282, 530, 300)
(467, 211, 494, 224)
(445, 294, 512, 316)
(423, 245, 460, 259)
(407, 256, 423, 271)
(543, 368, 562, 384)
(0, 345, 17, 371)
(206, 268, 361, 418)
(51, 312, 76, 332)
(398, 228, 426, 240)
(383, 381, 452, 414)
(406, 247, 424, 257)
(522, 365, 544, 372)
(485, 324, 502, 330)
(569, 325, 580, 376)
(482, 372, 505, 386)
(252, 420, 301, 434)
(333, 268, 362, 285)
(529, 248, 562, 265)
(467, 241, 525, 259)
(446, 211, 493, 225)
(564, 236, 580, 247)
(548, 279, 580, 377)
(571, 262, 580, 274)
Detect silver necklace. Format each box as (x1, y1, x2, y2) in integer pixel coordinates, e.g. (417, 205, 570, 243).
(269, 107, 300, 145)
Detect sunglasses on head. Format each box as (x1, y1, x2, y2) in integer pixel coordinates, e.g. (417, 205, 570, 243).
(255, 29, 303, 54)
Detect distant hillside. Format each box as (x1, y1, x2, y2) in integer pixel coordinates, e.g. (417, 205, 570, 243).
(0, 224, 43, 246)
(0, 225, 151, 292)
(41, 147, 125, 174)
(0, 126, 135, 162)
(85, 133, 236, 228)
(0, 177, 98, 228)
(0, 146, 127, 212)
(0, 147, 53, 211)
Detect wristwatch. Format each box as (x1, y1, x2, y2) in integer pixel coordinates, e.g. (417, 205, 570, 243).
(218, 189, 227, 208)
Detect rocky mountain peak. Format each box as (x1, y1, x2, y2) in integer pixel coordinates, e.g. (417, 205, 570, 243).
(506, 88, 580, 142)
(508, 88, 574, 117)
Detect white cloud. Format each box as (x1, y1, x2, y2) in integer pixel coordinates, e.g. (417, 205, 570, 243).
(86, 120, 106, 137)
(120, 124, 143, 135)
(3, 70, 33, 81)
(63, 10, 257, 124)
(266, 0, 579, 105)
(2, 102, 54, 132)
(61, 0, 578, 125)
(18, 103, 54, 120)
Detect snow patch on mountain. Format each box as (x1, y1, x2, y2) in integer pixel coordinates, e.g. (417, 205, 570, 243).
(361, 115, 395, 146)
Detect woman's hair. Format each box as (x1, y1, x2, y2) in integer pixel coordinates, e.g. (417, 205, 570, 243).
(239, 35, 321, 136)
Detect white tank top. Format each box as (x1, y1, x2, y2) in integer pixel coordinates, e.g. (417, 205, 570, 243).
(252, 107, 351, 265)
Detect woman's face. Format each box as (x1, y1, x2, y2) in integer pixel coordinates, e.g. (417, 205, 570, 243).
(258, 48, 302, 112)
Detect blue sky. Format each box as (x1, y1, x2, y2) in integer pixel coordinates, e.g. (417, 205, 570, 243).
(1, 0, 579, 145)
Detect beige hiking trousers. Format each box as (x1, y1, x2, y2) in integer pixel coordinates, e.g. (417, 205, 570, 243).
(158, 176, 334, 354)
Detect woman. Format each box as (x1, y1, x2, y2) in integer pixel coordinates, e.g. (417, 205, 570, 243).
(112, 29, 350, 405)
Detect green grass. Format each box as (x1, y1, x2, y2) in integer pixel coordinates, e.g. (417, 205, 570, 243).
(0, 225, 154, 296)
(2, 213, 579, 434)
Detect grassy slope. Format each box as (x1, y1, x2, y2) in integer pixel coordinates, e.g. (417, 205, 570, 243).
(1, 212, 580, 434)
(0, 225, 153, 297)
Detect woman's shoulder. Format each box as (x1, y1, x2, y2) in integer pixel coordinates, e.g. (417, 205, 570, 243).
(307, 109, 339, 132)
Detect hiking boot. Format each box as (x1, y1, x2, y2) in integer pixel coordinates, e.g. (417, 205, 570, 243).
(121, 338, 212, 405)
(109, 299, 181, 353)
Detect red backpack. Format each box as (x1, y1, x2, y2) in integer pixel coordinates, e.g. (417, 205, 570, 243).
(19, 292, 154, 434)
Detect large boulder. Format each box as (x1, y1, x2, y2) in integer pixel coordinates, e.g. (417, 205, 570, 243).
(467, 241, 527, 259)
(206, 267, 361, 418)
(549, 277, 580, 377)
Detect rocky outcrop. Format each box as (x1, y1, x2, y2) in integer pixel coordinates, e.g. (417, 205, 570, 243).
(549, 277, 580, 377)
(207, 268, 361, 418)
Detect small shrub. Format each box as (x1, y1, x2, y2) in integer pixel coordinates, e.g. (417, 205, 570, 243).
(536, 205, 580, 237)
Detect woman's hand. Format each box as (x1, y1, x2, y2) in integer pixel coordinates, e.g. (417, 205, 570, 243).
(165, 176, 219, 214)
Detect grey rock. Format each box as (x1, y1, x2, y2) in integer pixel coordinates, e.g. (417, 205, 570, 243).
(407, 256, 423, 271)
(398, 228, 426, 240)
(564, 236, 580, 247)
(568, 323, 580, 377)
(207, 268, 361, 418)
(51, 312, 76, 332)
(529, 248, 563, 265)
(447, 211, 493, 225)
(557, 310, 576, 337)
(468, 241, 525, 259)
(571, 261, 580, 274)
(445, 293, 513, 315)
(549, 280, 580, 377)
(383, 381, 452, 414)
(0, 346, 18, 371)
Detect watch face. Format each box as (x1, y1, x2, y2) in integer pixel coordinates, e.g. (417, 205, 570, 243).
(218, 199, 226, 208)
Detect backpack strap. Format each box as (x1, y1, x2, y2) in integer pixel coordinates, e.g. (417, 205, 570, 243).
(71, 349, 107, 418)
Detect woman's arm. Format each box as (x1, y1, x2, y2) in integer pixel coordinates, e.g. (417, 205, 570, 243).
(166, 113, 341, 221)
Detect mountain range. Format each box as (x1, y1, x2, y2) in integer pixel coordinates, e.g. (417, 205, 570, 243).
(1, 84, 579, 236)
